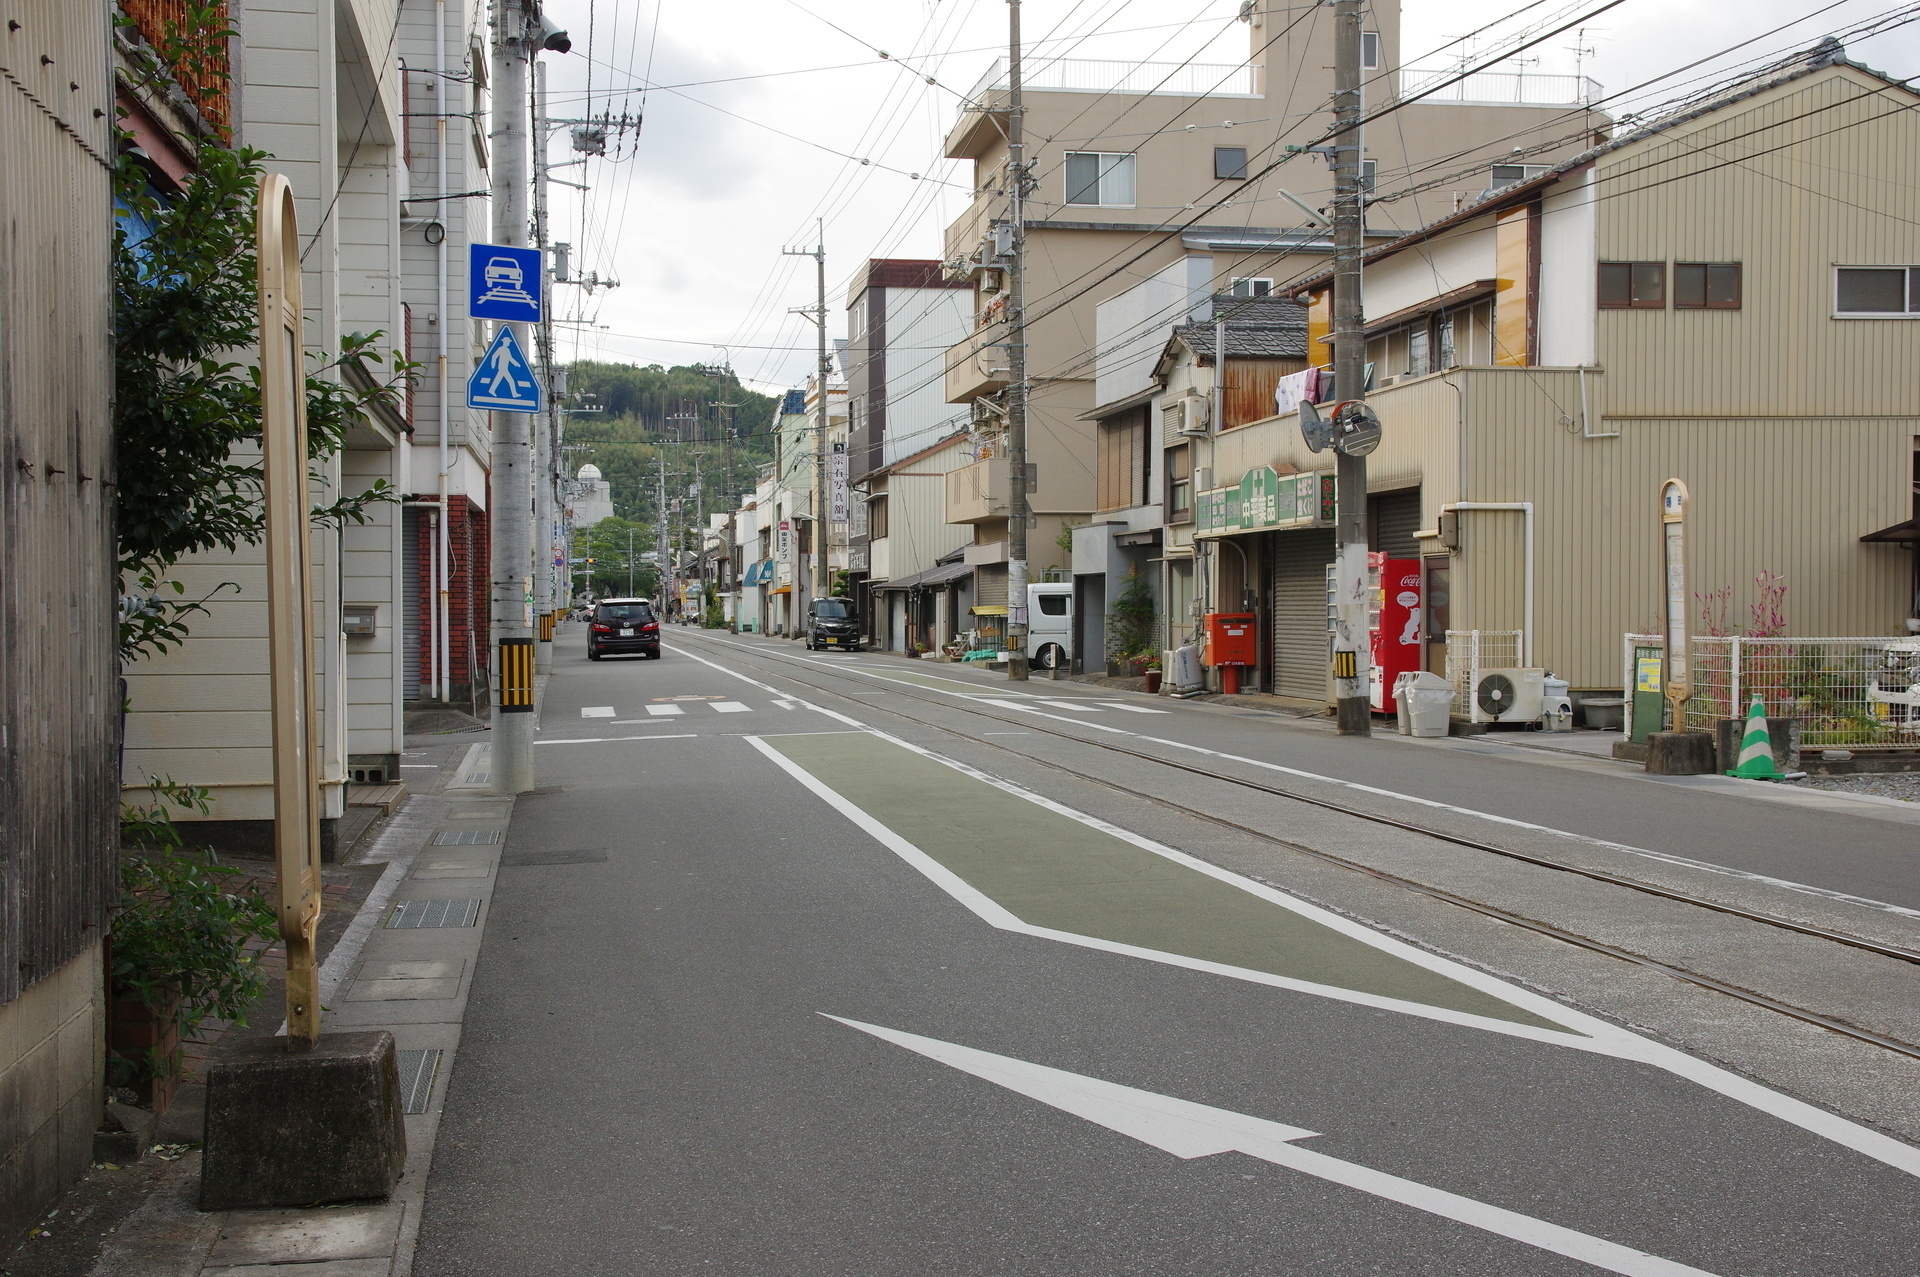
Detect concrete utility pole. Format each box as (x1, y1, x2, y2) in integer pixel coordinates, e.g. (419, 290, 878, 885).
(655, 454, 670, 607)
(1329, 0, 1371, 735)
(532, 58, 556, 673)
(489, 0, 536, 793)
(784, 225, 830, 613)
(1003, 0, 1031, 681)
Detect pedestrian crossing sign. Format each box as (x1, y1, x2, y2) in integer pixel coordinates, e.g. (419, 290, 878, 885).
(467, 325, 543, 413)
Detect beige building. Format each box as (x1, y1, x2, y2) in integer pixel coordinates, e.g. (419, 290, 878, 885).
(933, 0, 1608, 596)
(1190, 45, 1920, 702)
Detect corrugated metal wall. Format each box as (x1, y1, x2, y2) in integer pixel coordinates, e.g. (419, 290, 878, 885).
(1, 3, 118, 1005)
(402, 507, 421, 697)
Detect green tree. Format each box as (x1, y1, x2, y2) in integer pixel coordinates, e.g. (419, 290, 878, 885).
(1106, 567, 1158, 664)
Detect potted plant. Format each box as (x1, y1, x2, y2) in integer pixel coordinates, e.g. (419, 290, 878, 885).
(1139, 651, 1164, 694)
(112, 782, 279, 1112)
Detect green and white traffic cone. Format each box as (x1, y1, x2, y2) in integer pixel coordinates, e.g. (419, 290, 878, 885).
(1727, 696, 1786, 780)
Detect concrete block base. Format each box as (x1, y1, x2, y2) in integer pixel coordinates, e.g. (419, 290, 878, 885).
(200, 1031, 406, 1210)
(1646, 731, 1718, 775)
(1713, 716, 1801, 773)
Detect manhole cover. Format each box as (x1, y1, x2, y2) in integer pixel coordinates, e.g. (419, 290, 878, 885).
(434, 829, 501, 845)
(386, 899, 481, 929)
(501, 848, 609, 866)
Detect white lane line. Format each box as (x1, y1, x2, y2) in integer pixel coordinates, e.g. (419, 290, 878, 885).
(711, 701, 752, 714)
(536, 735, 697, 745)
(773, 699, 796, 709)
(745, 727, 1920, 1180)
(662, 642, 866, 728)
(581, 706, 615, 718)
(831, 1017, 1722, 1277)
(1034, 700, 1103, 713)
(645, 704, 685, 717)
(1092, 700, 1173, 714)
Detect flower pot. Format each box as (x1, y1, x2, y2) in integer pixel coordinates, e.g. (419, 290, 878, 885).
(1144, 670, 1163, 694)
(110, 984, 183, 1113)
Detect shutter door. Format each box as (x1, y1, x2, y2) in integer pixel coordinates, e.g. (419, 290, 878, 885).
(1269, 527, 1335, 700)
(402, 507, 422, 699)
(974, 564, 1008, 608)
(1369, 488, 1421, 558)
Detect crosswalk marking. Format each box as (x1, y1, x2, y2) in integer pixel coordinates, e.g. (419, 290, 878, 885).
(581, 706, 615, 718)
(712, 702, 751, 713)
(645, 705, 685, 717)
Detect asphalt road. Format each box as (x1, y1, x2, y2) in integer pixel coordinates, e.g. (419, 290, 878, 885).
(413, 630, 1920, 1276)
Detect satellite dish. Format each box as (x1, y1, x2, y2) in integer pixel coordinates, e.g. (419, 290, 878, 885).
(1300, 400, 1334, 454)
(1332, 401, 1382, 457)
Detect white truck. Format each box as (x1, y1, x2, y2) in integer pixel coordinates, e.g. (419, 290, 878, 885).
(1024, 582, 1074, 671)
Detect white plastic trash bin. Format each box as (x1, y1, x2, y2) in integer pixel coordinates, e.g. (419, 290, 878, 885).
(1542, 675, 1573, 731)
(1404, 671, 1453, 737)
(1394, 671, 1417, 735)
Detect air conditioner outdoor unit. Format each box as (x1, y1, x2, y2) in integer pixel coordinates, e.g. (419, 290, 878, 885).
(1176, 392, 1211, 437)
(1470, 667, 1545, 723)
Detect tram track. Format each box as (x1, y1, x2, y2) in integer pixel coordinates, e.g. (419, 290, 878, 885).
(681, 634, 1920, 1065)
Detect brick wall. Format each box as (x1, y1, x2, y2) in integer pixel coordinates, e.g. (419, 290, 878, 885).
(410, 495, 491, 710)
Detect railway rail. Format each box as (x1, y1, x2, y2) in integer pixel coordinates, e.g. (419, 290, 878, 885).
(680, 635, 1920, 1065)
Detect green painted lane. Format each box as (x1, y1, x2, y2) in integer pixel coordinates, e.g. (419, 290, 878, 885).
(766, 732, 1562, 1031)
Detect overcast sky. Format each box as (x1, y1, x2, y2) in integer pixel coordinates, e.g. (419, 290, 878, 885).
(530, 0, 1920, 393)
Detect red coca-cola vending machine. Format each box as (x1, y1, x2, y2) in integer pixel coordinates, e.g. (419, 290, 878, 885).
(1368, 554, 1423, 713)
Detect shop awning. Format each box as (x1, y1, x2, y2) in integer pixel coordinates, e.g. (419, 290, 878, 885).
(970, 605, 1008, 616)
(875, 561, 974, 590)
(1861, 518, 1920, 544)
(771, 585, 791, 595)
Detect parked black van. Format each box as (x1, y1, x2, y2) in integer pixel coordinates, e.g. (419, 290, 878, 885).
(804, 597, 861, 651)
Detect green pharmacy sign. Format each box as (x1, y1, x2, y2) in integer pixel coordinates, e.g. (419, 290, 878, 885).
(1195, 467, 1334, 538)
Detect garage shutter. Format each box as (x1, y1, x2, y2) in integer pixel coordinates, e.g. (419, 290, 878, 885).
(1268, 527, 1334, 701)
(402, 507, 422, 699)
(1369, 488, 1422, 558)
(973, 564, 1008, 608)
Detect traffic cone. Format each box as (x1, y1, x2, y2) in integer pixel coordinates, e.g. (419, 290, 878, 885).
(1727, 696, 1786, 780)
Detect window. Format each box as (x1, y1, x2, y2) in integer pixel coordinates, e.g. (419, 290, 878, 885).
(868, 495, 888, 540)
(1598, 261, 1666, 309)
(1673, 262, 1741, 310)
(1362, 31, 1381, 70)
(1165, 444, 1193, 524)
(1037, 593, 1069, 616)
(1230, 277, 1272, 298)
(1065, 151, 1136, 206)
(1835, 266, 1920, 316)
(1436, 314, 1456, 370)
(1361, 159, 1377, 193)
(1407, 327, 1430, 378)
(1489, 163, 1550, 192)
(1214, 146, 1248, 180)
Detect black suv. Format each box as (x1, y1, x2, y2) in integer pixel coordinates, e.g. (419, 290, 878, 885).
(804, 597, 861, 651)
(588, 598, 661, 660)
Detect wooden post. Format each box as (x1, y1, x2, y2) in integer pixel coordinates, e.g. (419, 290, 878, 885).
(257, 175, 324, 1050)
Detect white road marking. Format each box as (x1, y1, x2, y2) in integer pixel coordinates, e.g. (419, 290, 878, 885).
(711, 701, 752, 713)
(1034, 700, 1102, 713)
(645, 705, 685, 717)
(773, 699, 796, 709)
(581, 706, 615, 718)
(745, 727, 1920, 1180)
(535, 735, 697, 745)
(609, 719, 680, 725)
(829, 1017, 1722, 1277)
(1092, 700, 1173, 714)
(400, 764, 438, 768)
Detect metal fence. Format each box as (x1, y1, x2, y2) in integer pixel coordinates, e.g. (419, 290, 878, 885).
(1400, 65, 1599, 107)
(1685, 636, 1920, 750)
(1445, 629, 1524, 719)
(968, 57, 1256, 101)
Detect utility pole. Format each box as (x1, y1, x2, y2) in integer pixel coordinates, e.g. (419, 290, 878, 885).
(531, 58, 556, 674)
(784, 223, 830, 613)
(655, 454, 670, 610)
(1003, 0, 1032, 681)
(489, 0, 536, 793)
(1329, 0, 1371, 735)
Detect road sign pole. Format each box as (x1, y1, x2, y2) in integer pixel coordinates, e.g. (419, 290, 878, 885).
(489, 0, 535, 794)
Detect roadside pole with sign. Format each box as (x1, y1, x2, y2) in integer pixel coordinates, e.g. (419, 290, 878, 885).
(1661, 479, 1690, 730)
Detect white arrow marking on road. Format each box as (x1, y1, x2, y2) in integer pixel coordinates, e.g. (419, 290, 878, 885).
(581, 706, 615, 718)
(826, 1015, 1721, 1277)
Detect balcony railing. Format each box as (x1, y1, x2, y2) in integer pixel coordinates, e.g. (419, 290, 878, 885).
(966, 57, 1256, 104)
(1401, 65, 1600, 108)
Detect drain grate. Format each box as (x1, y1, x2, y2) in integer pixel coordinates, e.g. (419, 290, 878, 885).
(395, 1049, 443, 1115)
(386, 899, 481, 929)
(433, 829, 501, 845)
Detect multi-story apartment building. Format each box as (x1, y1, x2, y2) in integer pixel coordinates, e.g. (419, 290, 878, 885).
(934, 0, 1607, 652)
(120, 0, 494, 854)
(1189, 44, 1920, 702)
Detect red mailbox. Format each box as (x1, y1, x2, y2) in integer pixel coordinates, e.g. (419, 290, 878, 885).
(1205, 613, 1258, 667)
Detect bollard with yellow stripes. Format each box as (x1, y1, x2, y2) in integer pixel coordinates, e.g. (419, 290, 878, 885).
(499, 637, 535, 713)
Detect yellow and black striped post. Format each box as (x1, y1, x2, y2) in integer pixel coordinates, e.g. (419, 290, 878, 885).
(499, 637, 535, 712)
(538, 611, 556, 642)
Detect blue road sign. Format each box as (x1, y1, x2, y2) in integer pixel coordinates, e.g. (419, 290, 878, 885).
(468, 326, 543, 413)
(469, 243, 542, 322)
